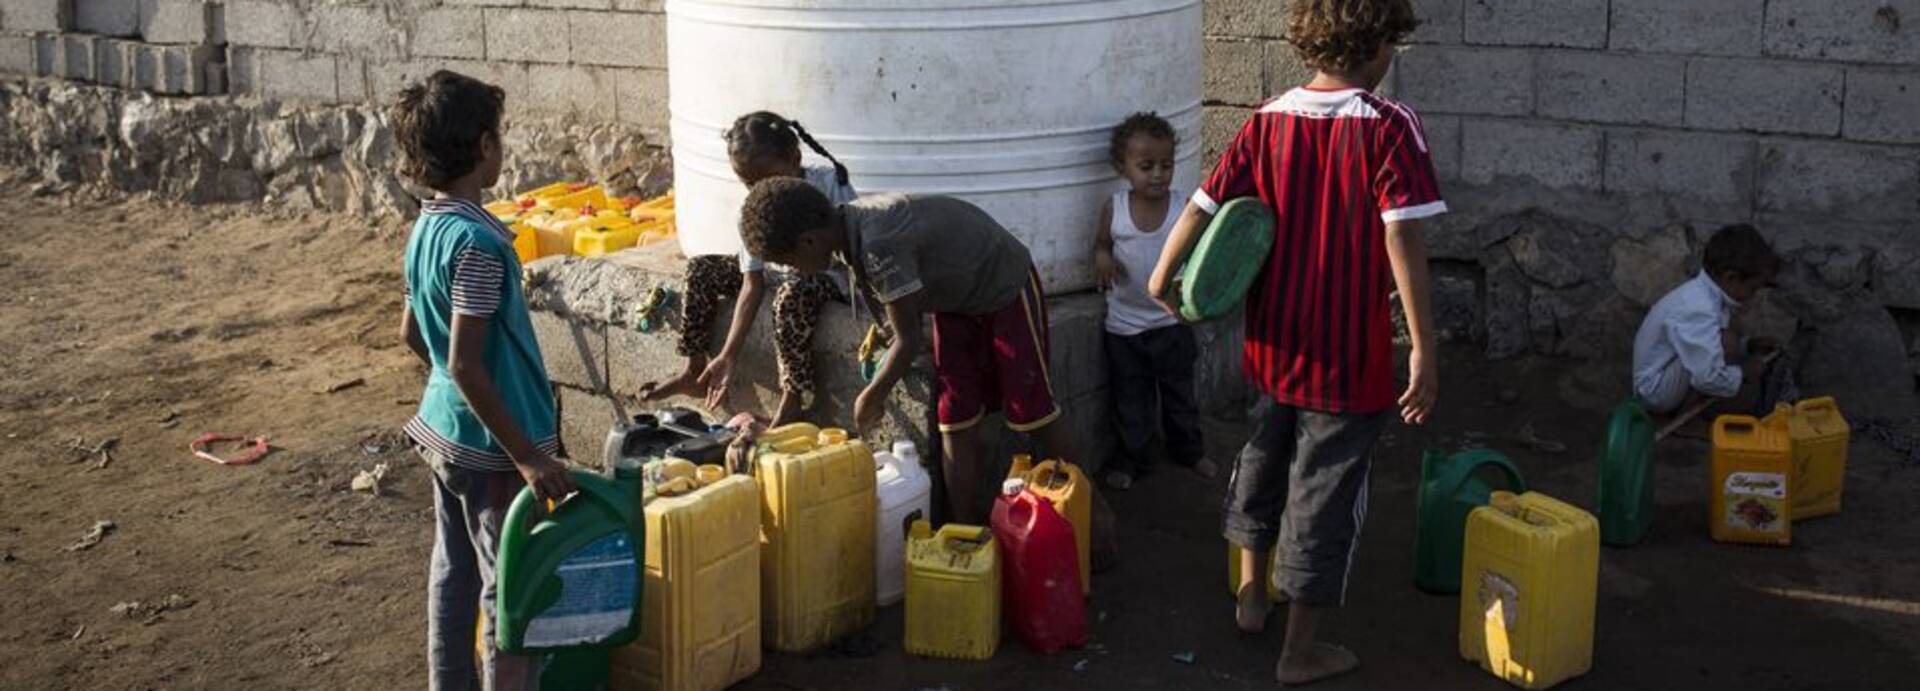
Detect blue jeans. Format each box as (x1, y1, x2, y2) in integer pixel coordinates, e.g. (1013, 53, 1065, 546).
(423, 450, 544, 691)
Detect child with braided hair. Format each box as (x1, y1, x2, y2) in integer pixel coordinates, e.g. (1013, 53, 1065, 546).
(640, 112, 858, 425)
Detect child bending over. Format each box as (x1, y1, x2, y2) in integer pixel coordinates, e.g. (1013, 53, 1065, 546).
(738, 179, 1084, 526)
(642, 112, 856, 425)
(1632, 223, 1781, 415)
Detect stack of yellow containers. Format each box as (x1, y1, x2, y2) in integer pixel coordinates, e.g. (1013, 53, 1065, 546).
(612, 461, 761, 691)
(754, 427, 877, 652)
(1459, 491, 1598, 690)
(482, 183, 677, 264)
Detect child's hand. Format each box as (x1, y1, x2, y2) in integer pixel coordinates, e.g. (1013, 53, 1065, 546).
(1399, 348, 1438, 425)
(698, 355, 734, 409)
(1147, 271, 1181, 318)
(517, 451, 578, 502)
(1095, 250, 1124, 292)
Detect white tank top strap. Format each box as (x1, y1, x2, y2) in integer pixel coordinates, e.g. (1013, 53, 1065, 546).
(1110, 190, 1138, 236)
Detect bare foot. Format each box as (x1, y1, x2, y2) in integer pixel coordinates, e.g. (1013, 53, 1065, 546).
(1192, 458, 1219, 479)
(1276, 642, 1359, 686)
(639, 361, 703, 402)
(1235, 582, 1272, 634)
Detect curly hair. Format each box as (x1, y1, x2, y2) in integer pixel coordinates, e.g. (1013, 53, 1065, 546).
(389, 70, 505, 189)
(1287, 0, 1420, 73)
(1109, 112, 1176, 164)
(726, 111, 850, 186)
(1703, 223, 1780, 280)
(740, 177, 834, 258)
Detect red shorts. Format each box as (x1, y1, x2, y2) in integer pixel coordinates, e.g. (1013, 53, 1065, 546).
(931, 269, 1060, 433)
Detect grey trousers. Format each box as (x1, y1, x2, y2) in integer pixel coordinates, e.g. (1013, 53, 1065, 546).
(424, 451, 544, 691)
(1221, 399, 1388, 607)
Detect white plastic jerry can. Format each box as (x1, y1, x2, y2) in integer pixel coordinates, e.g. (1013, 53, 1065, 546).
(875, 441, 934, 607)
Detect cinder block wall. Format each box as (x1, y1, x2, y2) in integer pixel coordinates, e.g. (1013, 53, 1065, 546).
(1206, 0, 1920, 385)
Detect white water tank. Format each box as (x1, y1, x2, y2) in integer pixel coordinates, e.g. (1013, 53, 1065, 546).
(666, 0, 1203, 294)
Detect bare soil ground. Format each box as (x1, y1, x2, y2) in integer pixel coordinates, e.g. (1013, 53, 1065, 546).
(0, 181, 1915, 690)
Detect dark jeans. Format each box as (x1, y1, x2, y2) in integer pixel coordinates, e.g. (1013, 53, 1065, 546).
(1221, 399, 1387, 607)
(1104, 325, 1203, 475)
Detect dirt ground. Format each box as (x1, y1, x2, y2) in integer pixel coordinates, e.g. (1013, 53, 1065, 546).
(1, 180, 1916, 690)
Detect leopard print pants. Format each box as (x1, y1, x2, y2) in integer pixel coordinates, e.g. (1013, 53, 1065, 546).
(677, 255, 840, 401)
(772, 273, 841, 403)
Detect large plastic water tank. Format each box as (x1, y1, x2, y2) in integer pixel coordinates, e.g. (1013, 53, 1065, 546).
(666, 0, 1202, 294)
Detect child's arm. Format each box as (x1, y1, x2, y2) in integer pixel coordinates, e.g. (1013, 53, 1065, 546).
(1094, 198, 1120, 291)
(700, 269, 769, 406)
(448, 313, 578, 500)
(1386, 219, 1437, 425)
(401, 300, 428, 365)
(1145, 201, 1213, 317)
(854, 291, 925, 434)
(1670, 312, 1744, 398)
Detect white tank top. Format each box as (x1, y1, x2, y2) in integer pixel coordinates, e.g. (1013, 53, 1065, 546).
(1105, 190, 1182, 336)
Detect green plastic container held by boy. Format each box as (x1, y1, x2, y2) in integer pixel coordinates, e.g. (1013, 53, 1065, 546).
(495, 458, 646, 665)
(1177, 197, 1275, 322)
(1596, 396, 1656, 547)
(1413, 448, 1525, 594)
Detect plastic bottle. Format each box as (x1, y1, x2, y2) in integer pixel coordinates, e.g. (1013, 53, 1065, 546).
(875, 441, 933, 607)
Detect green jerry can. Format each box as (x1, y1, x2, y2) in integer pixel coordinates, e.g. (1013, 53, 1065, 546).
(1177, 197, 1276, 322)
(1413, 448, 1525, 594)
(1596, 396, 1656, 547)
(495, 459, 646, 690)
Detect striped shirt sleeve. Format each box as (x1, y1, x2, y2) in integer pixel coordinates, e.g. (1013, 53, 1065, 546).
(1195, 114, 1264, 215)
(450, 247, 506, 317)
(1374, 104, 1447, 223)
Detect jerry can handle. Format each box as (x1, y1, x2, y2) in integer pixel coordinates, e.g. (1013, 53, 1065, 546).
(942, 524, 992, 551)
(1716, 415, 1760, 436)
(1796, 397, 1836, 415)
(1436, 448, 1527, 496)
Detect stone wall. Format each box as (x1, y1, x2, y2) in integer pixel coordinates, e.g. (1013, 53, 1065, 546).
(0, 0, 672, 214)
(1206, 0, 1920, 401)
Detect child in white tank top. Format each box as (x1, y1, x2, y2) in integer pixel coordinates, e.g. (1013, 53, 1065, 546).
(1092, 113, 1212, 491)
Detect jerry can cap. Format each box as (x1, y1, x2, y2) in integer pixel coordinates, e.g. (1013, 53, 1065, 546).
(1002, 478, 1028, 496)
(892, 440, 916, 457)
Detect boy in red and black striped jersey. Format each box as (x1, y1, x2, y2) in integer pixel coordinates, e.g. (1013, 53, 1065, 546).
(1147, 1, 1439, 685)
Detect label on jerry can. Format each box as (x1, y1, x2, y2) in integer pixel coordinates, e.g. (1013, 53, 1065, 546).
(522, 533, 639, 648)
(1723, 472, 1786, 534)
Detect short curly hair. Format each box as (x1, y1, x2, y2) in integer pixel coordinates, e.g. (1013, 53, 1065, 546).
(1287, 0, 1420, 73)
(1109, 112, 1176, 164)
(740, 177, 834, 258)
(1703, 223, 1780, 280)
(390, 70, 505, 190)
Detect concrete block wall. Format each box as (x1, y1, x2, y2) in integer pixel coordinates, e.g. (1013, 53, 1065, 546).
(215, 0, 668, 131)
(1205, 0, 1920, 377)
(1, 0, 226, 95)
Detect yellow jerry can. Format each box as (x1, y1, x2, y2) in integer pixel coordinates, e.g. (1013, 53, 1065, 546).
(755, 428, 877, 652)
(1765, 398, 1849, 520)
(611, 473, 761, 691)
(1459, 491, 1598, 690)
(1224, 544, 1284, 602)
(515, 181, 577, 204)
(903, 520, 1001, 660)
(510, 222, 540, 265)
(573, 216, 642, 258)
(1710, 414, 1793, 546)
(537, 184, 610, 212)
